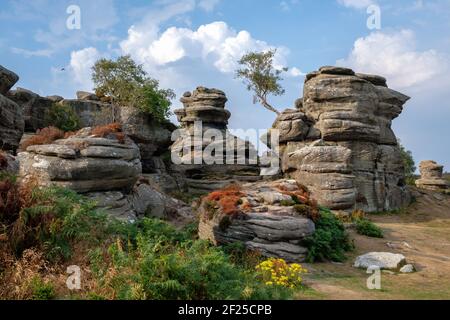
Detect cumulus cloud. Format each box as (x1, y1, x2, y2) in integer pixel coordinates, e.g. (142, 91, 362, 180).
(337, 29, 447, 89)
(69, 47, 101, 90)
(121, 20, 301, 76)
(337, 0, 374, 9)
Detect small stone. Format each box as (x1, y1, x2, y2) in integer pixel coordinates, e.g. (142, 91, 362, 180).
(400, 264, 415, 273)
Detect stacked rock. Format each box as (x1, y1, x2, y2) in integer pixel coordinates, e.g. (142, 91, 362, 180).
(0, 65, 24, 152)
(18, 127, 142, 193)
(269, 66, 411, 212)
(416, 160, 448, 191)
(171, 87, 260, 194)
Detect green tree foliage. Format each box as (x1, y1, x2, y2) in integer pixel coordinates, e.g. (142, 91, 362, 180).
(398, 139, 416, 185)
(92, 55, 175, 122)
(44, 103, 80, 132)
(236, 50, 287, 115)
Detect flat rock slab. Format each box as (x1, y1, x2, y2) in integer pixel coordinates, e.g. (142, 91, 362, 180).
(354, 252, 407, 270)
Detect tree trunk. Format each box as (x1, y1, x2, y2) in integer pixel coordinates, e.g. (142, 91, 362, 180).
(259, 97, 280, 115)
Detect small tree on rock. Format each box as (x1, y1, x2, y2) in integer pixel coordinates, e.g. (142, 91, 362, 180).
(236, 50, 287, 115)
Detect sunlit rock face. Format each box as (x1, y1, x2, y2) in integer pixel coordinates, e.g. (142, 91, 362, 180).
(270, 66, 411, 212)
(170, 87, 261, 194)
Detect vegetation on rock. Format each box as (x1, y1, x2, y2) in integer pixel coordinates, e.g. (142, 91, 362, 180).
(204, 184, 244, 216)
(19, 127, 67, 151)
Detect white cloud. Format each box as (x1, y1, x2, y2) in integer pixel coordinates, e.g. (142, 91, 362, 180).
(69, 47, 101, 90)
(121, 20, 299, 75)
(198, 0, 221, 12)
(337, 29, 447, 89)
(280, 0, 299, 12)
(337, 0, 374, 9)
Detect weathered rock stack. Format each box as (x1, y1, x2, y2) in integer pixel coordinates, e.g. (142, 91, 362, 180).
(18, 127, 142, 193)
(269, 66, 411, 212)
(416, 160, 448, 191)
(198, 179, 316, 262)
(171, 87, 260, 194)
(17, 127, 192, 221)
(0, 65, 24, 152)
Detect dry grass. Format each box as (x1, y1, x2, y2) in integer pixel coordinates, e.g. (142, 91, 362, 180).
(91, 123, 125, 143)
(19, 127, 65, 151)
(205, 184, 245, 216)
(277, 183, 320, 222)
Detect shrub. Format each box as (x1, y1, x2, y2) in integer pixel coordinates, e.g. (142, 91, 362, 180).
(30, 277, 55, 300)
(88, 218, 293, 300)
(0, 173, 22, 223)
(256, 258, 307, 289)
(44, 103, 81, 132)
(398, 139, 416, 185)
(221, 242, 262, 269)
(2, 179, 110, 261)
(20, 127, 65, 151)
(355, 219, 384, 238)
(205, 184, 244, 216)
(304, 208, 353, 262)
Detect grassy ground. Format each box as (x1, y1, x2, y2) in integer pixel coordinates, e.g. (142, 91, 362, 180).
(295, 188, 450, 300)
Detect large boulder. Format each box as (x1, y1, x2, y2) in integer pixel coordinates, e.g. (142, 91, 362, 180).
(118, 106, 174, 173)
(198, 179, 316, 262)
(354, 252, 407, 271)
(18, 128, 142, 193)
(0, 65, 19, 95)
(76, 91, 99, 101)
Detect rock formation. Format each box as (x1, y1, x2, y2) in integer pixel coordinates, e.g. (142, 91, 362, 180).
(7, 88, 54, 132)
(198, 179, 316, 262)
(171, 87, 260, 194)
(18, 127, 142, 193)
(268, 66, 411, 213)
(416, 160, 448, 191)
(0, 66, 24, 152)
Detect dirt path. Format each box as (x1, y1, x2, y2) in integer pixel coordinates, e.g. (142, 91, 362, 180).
(297, 188, 450, 300)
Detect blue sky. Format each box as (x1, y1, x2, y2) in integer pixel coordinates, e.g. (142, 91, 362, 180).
(1, 0, 449, 170)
